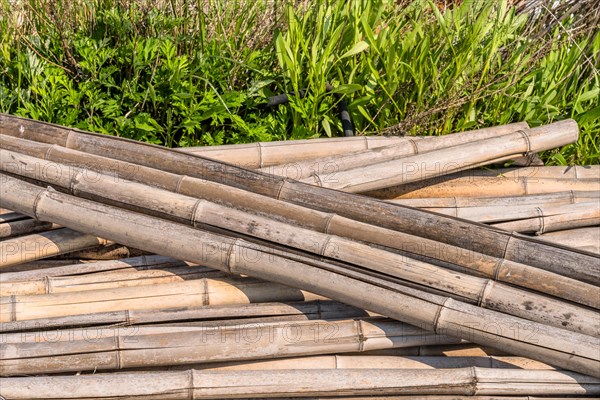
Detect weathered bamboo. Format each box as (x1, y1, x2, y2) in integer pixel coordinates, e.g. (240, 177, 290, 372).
(0, 228, 111, 268)
(0, 211, 28, 223)
(1, 176, 598, 376)
(0, 276, 325, 322)
(180, 135, 418, 168)
(0, 300, 369, 333)
(259, 123, 529, 179)
(0, 318, 462, 375)
(539, 227, 600, 254)
(1, 368, 597, 398)
(0, 265, 227, 296)
(0, 254, 190, 283)
(368, 176, 599, 199)
(3, 152, 598, 335)
(2, 116, 594, 285)
(491, 203, 600, 234)
(0, 218, 57, 238)
(300, 121, 579, 192)
(179, 355, 556, 371)
(0, 207, 13, 214)
(1, 147, 596, 309)
(409, 165, 600, 181)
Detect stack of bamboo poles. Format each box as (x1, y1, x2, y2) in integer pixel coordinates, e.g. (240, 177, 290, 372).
(0, 114, 598, 399)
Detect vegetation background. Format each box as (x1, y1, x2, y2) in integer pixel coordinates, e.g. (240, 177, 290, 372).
(0, 0, 598, 164)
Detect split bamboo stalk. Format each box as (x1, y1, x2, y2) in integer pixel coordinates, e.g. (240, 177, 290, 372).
(0, 218, 57, 239)
(299, 120, 579, 192)
(1, 116, 594, 285)
(491, 203, 600, 234)
(368, 176, 600, 199)
(259, 123, 529, 179)
(0, 228, 111, 268)
(2, 152, 598, 334)
(180, 135, 418, 168)
(179, 355, 556, 371)
(1, 147, 596, 308)
(0, 300, 369, 333)
(0, 176, 598, 376)
(0, 264, 227, 296)
(1, 368, 597, 398)
(405, 165, 600, 181)
(539, 227, 600, 254)
(0, 254, 190, 283)
(0, 277, 324, 322)
(389, 191, 600, 208)
(0, 318, 462, 375)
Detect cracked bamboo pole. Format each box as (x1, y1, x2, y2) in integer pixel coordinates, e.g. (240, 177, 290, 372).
(2, 151, 597, 335)
(0, 228, 111, 268)
(1, 143, 596, 307)
(1, 367, 597, 398)
(1, 115, 594, 284)
(300, 121, 579, 192)
(0, 317, 461, 375)
(0, 175, 598, 376)
(258, 123, 529, 179)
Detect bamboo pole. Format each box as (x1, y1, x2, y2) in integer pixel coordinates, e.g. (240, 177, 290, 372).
(0, 317, 462, 375)
(300, 121, 579, 192)
(368, 176, 599, 199)
(1, 147, 596, 309)
(491, 203, 600, 234)
(409, 165, 600, 181)
(0, 218, 57, 239)
(1, 367, 597, 398)
(1, 116, 594, 285)
(0, 277, 324, 322)
(389, 191, 599, 208)
(0, 300, 369, 333)
(0, 211, 28, 223)
(258, 123, 529, 179)
(0, 228, 111, 268)
(0, 176, 597, 376)
(2, 152, 597, 335)
(0, 265, 227, 296)
(539, 227, 600, 254)
(0, 254, 191, 283)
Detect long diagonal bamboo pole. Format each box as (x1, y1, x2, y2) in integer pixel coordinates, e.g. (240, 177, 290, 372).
(0, 175, 598, 377)
(1, 115, 595, 284)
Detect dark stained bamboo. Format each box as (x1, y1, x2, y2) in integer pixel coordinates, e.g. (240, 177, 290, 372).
(0, 218, 57, 238)
(1, 367, 597, 398)
(1, 115, 595, 285)
(1, 138, 595, 306)
(2, 150, 597, 335)
(0, 175, 598, 377)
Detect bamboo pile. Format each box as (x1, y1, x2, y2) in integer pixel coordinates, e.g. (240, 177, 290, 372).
(0, 113, 598, 399)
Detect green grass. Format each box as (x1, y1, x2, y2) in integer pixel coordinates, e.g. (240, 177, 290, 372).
(0, 0, 598, 164)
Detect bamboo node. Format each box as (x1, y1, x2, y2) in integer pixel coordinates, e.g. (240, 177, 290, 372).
(516, 130, 533, 155)
(432, 297, 452, 334)
(408, 138, 419, 155)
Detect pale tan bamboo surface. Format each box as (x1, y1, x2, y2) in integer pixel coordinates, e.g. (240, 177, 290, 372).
(0, 317, 463, 375)
(0, 254, 191, 283)
(173, 355, 557, 371)
(301, 120, 579, 192)
(0, 277, 325, 322)
(0, 228, 111, 268)
(258, 123, 529, 179)
(2, 117, 595, 287)
(367, 176, 599, 199)
(1, 157, 597, 335)
(179, 135, 419, 168)
(0, 300, 370, 333)
(411, 165, 600, 181)
(1, 125, 597, 287)
(539, 227, 600, 254)
(1, 368, 598, 398)
(1, 175, 598, 377)
(2, 146, 596, 308)
(491, 202, 600, 234)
